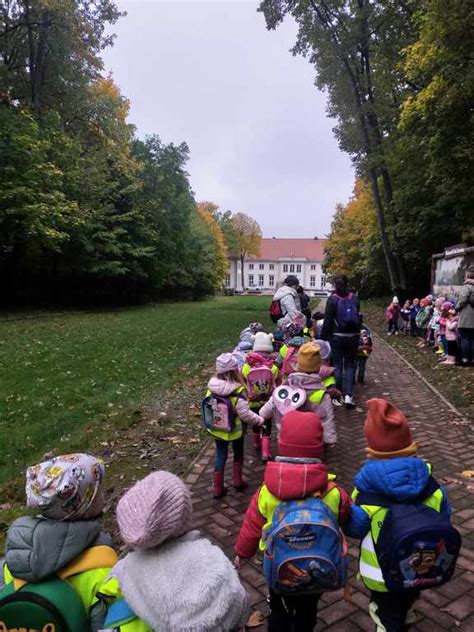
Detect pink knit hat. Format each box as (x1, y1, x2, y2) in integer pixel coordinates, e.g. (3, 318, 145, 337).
(117, 471, 193, 549)
(216, 352, 239, 374)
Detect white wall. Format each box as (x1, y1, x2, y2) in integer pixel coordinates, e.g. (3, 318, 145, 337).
(226, 259, 327, 291)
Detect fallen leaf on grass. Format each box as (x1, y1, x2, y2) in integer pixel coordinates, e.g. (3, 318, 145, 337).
(246, 610, 264, 628)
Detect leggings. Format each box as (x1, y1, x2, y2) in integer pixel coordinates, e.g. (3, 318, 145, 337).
(214, 437, 244, 472)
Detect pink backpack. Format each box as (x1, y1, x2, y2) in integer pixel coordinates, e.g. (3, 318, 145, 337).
(282, 346, 299, 377)
(246, 366, 276, 401)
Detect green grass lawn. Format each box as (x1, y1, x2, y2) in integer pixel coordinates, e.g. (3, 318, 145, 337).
(0, 296, 271, 485)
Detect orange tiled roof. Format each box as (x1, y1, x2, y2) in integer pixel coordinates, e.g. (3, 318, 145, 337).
(249, 238, 326, 261)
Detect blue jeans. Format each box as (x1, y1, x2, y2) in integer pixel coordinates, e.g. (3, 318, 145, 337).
(214, 437, 244, 472)
(331, 335, 359, 396)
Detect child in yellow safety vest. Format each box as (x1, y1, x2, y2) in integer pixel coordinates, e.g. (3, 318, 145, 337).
(344, 399, 454, 632)
(241, 332, 279, 462)
(235, 411, 351, 632)
(0, 453, 117, 630)
(314, 338, 343, 405)
(206, 352, 264, 499)
(100, 471, 249, 631)
(260, 342, 337, 448)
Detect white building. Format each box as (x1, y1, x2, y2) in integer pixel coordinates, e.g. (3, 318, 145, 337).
(226, 238, 329, 293)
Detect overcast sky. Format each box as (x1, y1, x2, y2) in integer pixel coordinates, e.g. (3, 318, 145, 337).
(102, 0, 354, 238)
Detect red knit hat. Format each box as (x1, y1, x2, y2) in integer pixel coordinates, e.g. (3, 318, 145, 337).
(364, 398, 417, 459)
(278, 411, 324, 459)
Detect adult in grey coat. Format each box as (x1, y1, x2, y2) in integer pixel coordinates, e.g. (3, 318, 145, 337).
(456, 265, 474, 365)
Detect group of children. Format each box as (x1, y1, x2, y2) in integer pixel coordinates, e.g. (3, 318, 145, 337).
(386, 295, 460, 365)
(0, 454, 250, 631)
(0, 318, 460, 632)
(201, 320, 460, 631)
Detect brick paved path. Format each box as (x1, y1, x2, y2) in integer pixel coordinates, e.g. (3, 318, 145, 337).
(186, 336, 474, 631)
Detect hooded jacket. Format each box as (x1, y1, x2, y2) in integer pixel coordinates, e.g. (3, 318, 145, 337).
(272, 285, 301, 327)
(3, 516, 116, 631)
(206, 377, 262, 441)
(109, 531, 249, 632)
(235, 459, 351, 559)
(456, 279, 474, 329)
(344, 458, 451, 592)
(260, 371, 336, 445)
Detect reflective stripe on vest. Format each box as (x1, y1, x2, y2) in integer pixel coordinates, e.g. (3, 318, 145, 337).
(355, 482, 444, 592)
(256, 474, 340, 551)
(205, 386, 245, 441)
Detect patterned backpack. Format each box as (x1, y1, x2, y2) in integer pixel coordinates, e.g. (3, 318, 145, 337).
(263, 494, 348, 596)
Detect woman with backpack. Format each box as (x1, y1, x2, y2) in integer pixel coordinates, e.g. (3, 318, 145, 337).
(321, 274, 361, 409)
(204, 353, 264, 498)
(270, 275, 302, 328)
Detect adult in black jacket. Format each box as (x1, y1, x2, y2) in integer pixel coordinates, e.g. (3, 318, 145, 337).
(321, 274, 361, 408)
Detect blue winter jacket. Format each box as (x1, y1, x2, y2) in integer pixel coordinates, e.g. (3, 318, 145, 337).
(344, 457, 451, 539)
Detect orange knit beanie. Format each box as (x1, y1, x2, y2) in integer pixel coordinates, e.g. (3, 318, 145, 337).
(364, 398, 417, 459)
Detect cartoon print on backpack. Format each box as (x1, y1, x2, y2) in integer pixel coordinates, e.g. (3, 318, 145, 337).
(400, 539, 456, 589)
(0, 625, 56, 632)
(273, 385, 307, 416)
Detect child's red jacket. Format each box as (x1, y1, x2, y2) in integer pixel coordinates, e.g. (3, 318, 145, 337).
(235, 459, 351, 559)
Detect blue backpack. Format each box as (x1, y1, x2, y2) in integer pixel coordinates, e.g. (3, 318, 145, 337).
(263, 496, 348, 596)
(357, 477, 461, 592)
(335, 292, 359, 333)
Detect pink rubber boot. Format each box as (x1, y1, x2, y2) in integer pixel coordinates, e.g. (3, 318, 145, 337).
(233, 460, 247, 491)
(213, 470, 228, 499)
(261, 436, 272, 463)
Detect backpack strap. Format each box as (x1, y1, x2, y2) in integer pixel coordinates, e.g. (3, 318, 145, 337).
(356, 476, 439, 508)
(11, 544, 118, 590)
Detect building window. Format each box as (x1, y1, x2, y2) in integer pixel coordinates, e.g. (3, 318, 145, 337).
(269, 263, 274, 270)
(289, 264, 295, 273)
(296, 264, 302, 273)
(225, 275, 231, 287)
(259, 263, 264, 270)
(321, 276, 325, 288)
(258, 274, 264, 286)
(311, 264, 316, 270)
(283, 264, 288, 273)
(248, 263, 254, 270)
(269, 275, 274, 287)
(248, 274, 254, 286)
(310, 276, 316, 288)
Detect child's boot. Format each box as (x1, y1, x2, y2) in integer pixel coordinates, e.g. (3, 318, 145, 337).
(252, 431, 262, 451)
(233, 460, 247, 491)
(441, 356, 455, 365)
(213, 470, 228, 499)
(261, 436, 272, 462)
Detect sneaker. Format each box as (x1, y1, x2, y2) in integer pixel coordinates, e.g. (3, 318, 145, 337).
(344, 395, 355, 409)
(332, 398, 343, 407)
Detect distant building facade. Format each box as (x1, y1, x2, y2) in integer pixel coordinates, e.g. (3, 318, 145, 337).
(226, 238, 329, 292)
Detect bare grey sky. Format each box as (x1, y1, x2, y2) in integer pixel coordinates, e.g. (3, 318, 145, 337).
(102, 0, 354, 238)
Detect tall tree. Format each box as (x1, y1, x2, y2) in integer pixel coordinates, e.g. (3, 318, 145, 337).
(324, 179, 388, 297)
(258, 0, 415, 292)
(230, 212, 262, 289)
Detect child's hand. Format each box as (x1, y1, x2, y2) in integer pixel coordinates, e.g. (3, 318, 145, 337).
(255, 416, 265, 427)
(234, 555, 241, 570)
